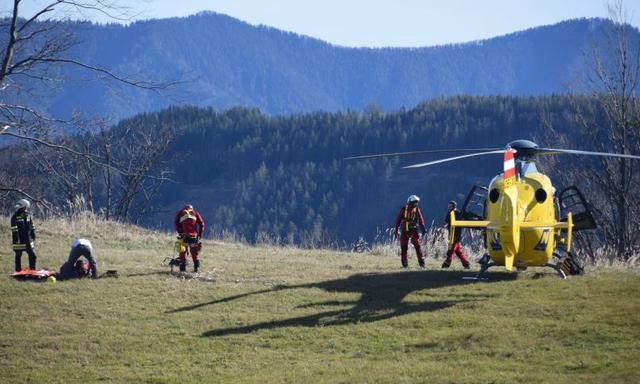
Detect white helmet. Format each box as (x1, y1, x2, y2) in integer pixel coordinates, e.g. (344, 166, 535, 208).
(15, 199, 30, 210)
(407, 195, 420, 204)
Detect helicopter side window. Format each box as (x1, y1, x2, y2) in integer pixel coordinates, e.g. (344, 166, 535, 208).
(489, 188, 500, 203)
(534, 188, 547, 203)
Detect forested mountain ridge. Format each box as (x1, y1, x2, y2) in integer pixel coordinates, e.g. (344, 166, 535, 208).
(1, 94, 614, 243)
(10, 14, 633, 120)
(111, 95, 594, 243)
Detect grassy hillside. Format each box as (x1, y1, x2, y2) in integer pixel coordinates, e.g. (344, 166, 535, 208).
(1, 215, 639, 383)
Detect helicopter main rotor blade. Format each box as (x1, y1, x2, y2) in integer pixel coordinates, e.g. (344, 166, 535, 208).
(344, 148, 500, 161)
(403, 150, 506, 169)
(534, 148, 640, 160)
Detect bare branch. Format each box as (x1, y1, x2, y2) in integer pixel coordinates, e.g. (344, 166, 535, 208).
(1, 129, 177, 183)
(34, 57, 176, 91)
(15, 23, 59, 43)
(0, 103, 65, 123)
(0, 0, 20, 87)
(1, 0, 179, 219)
(2, 130, 94, 156)
(60, 0, 136, 22)
(17, 1, 61, 33)
(0, 187, 53, 210)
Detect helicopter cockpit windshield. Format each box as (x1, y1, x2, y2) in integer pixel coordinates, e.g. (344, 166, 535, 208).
(516, 160, 538, 177)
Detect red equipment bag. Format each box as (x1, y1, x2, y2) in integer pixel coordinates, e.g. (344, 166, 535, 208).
(11, 269, 57, 280)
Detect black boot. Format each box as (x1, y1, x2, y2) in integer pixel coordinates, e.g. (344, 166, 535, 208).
(419, 259, 425, 269)
(28, 249, 37, 270)
(179, 263, 186, 272)
(441, 261, 450, 268)
(193, 260, 200, 273)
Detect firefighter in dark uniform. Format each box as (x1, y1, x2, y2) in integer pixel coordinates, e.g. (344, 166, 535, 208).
(442, 200, 470, 269)
(394, 195, 427, 268)
(11, 199, 38, 271)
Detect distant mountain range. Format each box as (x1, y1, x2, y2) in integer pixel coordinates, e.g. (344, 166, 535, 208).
(16, 14, 636, 120)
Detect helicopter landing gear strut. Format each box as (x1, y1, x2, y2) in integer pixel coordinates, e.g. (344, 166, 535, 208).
(463, 254, 493, 281)
(550, 252, 569, 279)
(546, 263, 567, 279)
(476, 253, 494, 279)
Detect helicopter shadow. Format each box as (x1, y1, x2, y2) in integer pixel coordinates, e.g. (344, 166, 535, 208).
(167, 270, 516, 338)
(126, 270, 175, 278)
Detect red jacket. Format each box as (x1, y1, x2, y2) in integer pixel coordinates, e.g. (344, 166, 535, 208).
(174, 207, 205, 237)
(394, 205, 426, 234)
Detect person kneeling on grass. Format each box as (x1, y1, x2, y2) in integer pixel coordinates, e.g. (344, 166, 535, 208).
(58, 239, 98, 280)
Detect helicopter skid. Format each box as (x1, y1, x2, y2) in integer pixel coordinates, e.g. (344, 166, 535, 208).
(463, 258, 567, 280)
(462, 276, 489, 281)
(546, 263, 567, 279)
(463, 255, 494, 281)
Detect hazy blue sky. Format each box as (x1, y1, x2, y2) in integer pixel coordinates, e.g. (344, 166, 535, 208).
(4, 0, 640, 47)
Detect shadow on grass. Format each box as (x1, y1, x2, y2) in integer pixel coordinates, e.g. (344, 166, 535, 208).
(127, 270, 216, 283)
(127, 271, 175, 278)
(167, 270, 516, 337)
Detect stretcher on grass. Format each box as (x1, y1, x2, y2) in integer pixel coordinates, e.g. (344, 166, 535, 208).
(11, 269, 57, 281)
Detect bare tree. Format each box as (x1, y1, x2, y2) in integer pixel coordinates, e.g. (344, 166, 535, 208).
(104, 121, 176, 222)
(543, 1, 640, 261)
(1, 1, 146, 134)
(0, 0, 177, 214)
(1, 118, 176, 221)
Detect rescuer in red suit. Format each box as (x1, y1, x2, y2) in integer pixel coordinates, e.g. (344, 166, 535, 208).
(442, 200, 470, 269)
(174, 204, 205, 272)
(394, 195, 427, 269)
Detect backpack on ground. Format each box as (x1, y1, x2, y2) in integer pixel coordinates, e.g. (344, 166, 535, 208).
(560, 255, 584, 276)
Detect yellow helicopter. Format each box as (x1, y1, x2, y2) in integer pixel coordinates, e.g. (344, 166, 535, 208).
(347, 139, 640, 279)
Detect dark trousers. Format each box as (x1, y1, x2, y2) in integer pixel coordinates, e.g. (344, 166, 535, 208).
(400, 230, 424, 267)
(15, 246, 37, 271)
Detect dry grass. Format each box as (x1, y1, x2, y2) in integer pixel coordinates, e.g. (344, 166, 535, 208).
(1, 216, 639, 383)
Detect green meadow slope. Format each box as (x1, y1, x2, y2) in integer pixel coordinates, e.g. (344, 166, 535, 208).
(0, 216, 639, 383)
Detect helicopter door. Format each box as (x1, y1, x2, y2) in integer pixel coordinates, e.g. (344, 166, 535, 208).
(558, 186, 597, 231)
(460, 185, 488, 221)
